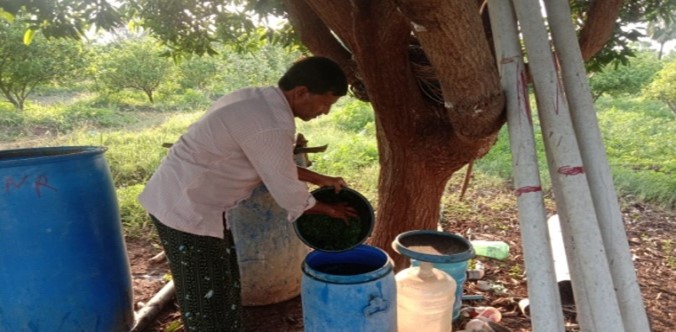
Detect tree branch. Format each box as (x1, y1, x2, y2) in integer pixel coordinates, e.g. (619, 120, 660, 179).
(131, 281, 176, 332)
(282, 0, 357, 86)
(395, 0, 504, 140)
(578, 0, 623, 61)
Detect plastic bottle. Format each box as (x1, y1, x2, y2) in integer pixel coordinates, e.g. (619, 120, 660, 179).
(470, 240, 510, 260)
(396, 261, 456, 332)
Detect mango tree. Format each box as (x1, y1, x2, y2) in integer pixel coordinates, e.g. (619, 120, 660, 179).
(0, 19, 85, 110)
(93, 37, 172, 103)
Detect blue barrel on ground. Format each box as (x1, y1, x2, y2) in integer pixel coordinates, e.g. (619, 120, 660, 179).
(301, 245, 397, 332)
(0, 146, 134, 332)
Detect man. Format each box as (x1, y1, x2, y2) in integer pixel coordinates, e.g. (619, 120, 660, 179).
(139, 56, 357, 331)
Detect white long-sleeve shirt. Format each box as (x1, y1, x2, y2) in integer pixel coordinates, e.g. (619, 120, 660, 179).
(138, 86, 316, 239)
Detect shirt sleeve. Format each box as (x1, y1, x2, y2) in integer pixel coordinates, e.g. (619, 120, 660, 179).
(239, 128, 316, 221)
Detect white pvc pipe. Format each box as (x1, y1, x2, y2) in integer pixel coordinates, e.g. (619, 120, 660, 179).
(547, 215, 570, 283)
(543, 1, 651, 330)
(511, 1, 625, 331)
(486, 1, 565, 331)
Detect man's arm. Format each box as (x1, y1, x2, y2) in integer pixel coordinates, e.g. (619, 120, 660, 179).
(297, 166, 348, 192)
(297, 167, 357, 221)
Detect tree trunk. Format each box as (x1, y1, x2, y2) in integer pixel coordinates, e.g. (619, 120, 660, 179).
(0, 85, 21, 110)
(145, 90, 154, 103)
(371, 151, 455, 269)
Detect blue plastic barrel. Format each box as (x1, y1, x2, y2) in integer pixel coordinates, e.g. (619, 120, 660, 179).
(0, 146, 134, 331)
(301, 245, 397, 332)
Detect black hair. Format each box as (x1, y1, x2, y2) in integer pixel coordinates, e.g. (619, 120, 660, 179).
(278, 56, 348, 96)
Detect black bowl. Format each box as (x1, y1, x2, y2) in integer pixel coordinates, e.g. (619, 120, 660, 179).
(294, 187, 374, 252)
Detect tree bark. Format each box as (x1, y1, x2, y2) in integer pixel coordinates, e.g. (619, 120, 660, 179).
(578, 0, 623, 61)
(284, 1, 373, 100)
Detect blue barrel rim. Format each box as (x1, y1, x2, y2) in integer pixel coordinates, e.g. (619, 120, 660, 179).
(392, 230, 475, 263)
(0, 146, 107, 167)
(302, 245, 392, 284)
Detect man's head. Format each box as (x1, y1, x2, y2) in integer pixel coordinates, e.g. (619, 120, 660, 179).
(279, 56, 348, 121)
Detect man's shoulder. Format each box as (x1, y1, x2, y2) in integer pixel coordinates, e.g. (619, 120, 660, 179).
(220, 86, 276, 101)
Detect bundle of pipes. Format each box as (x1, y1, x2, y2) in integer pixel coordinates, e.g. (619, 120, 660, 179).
(486, 1, 651, 331)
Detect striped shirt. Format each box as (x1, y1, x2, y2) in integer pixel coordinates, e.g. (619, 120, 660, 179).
(138, 86, 316, 239)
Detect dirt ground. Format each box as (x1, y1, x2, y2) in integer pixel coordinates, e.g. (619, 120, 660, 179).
(127, 187, 675, 332)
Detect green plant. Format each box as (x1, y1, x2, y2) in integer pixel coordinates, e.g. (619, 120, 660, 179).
(589, 51, 663, 100)
(177, 55, 220, 90)
(508, 264, 523, 279)
(0, 19, 86, 110)
(473, 124, 551, 191)
(643, 60, 676, 115)
(217, 43, 301, 92)
(117, 184, 155, 238)
(597, 106, 675, 208)
(329, 99, 374, 132)
(93, 37, 173, 103)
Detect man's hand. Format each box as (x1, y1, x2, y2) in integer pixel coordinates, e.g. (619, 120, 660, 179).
(305, 201, 358, 224)
(317, 176, 348, 193)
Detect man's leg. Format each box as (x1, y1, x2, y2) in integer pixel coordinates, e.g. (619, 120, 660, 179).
(151, 215, 242, 331)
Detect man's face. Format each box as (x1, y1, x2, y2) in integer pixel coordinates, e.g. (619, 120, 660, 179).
(292, 89, 341, 121)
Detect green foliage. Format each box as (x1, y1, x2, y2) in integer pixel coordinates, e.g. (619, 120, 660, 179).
(0, 104, 24, 140)
(217, 43, 302, 92)
(63, 112, 202, 187)
(594, 95, 674, 118)
(474, 113, 551, 190)
(117, 184, 155, 238)
(125, 0, 295, 58)
(0, 0, 121, 39)
(63, 104, 134, 128)
(643, 60, 676, 114)
(589, 51, 663, 99)
(328, 99, 375, 132)
(0, 19, 86, 110)
(474, 94, 675, 209)
(165, 88, 213, 110)
(3, 0, 673, 73)
(93, 37, 173, 103)
(0, 92, 134, 139)
(296, 100, 380, 205)
(572, 0, 676, 71)
(597, 105, 676, 207)
(176, 55, 220, 90)
(316, 137, 379, 174)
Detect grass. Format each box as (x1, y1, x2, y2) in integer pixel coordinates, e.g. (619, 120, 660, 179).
(473, 95, 675, 209)
(664, 240, 676, 270)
